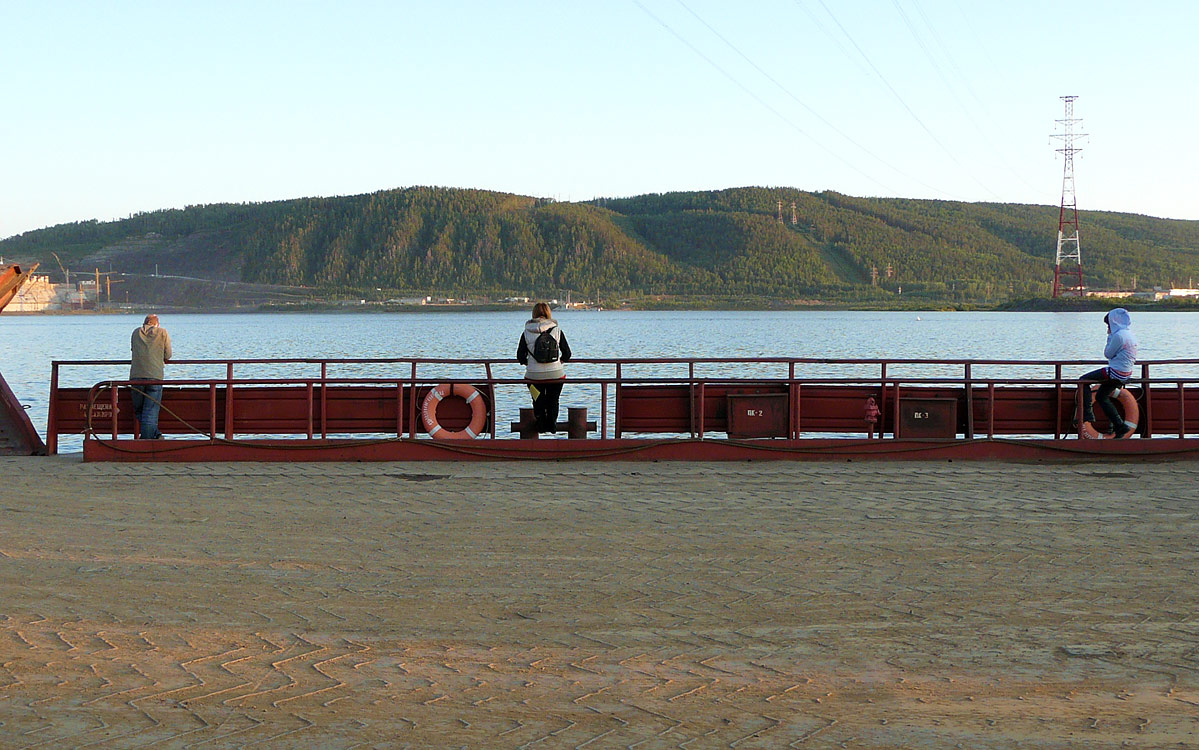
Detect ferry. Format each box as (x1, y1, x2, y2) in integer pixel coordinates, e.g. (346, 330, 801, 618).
(31, 354, 1199, 462)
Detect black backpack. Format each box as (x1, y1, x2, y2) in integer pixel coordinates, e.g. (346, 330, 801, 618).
(532, 326, 560, 363)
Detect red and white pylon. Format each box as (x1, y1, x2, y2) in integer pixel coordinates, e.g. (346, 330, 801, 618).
(1052, 95, 1087, 298)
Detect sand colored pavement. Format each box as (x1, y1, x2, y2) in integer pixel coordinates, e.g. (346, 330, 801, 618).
(0, 456, 1197, 748)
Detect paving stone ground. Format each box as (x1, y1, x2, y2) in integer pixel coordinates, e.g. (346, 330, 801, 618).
(1, 455, 1197, 748)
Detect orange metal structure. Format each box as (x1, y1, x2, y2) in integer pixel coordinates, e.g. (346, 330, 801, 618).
(0, 264, 37, 311)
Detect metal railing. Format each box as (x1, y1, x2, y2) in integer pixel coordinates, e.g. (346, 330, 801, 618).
(49, 356, 1199, 452)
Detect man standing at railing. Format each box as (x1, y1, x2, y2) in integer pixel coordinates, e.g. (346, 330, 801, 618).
(130, 313, 172, 440)
(1078, 308, 1138, 439)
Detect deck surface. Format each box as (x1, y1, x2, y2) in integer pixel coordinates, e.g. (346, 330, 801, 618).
(1, 456, 1197, 748)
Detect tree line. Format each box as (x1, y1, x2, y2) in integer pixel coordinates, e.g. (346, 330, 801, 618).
(4, 185, 1198, 301)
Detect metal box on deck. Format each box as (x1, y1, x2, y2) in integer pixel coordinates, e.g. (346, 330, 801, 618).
(726, 393, 789, 438)
(898, 397, 957, 438)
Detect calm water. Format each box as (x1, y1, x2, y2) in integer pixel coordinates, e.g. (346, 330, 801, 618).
(2, 310, 1196, 448)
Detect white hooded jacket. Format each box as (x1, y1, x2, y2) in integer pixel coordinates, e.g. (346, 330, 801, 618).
(1103, 308, 1137, 378)
(517, 318, 571, 380)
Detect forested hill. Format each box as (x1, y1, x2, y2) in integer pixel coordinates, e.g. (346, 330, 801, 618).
(4, 186, 1198, 304)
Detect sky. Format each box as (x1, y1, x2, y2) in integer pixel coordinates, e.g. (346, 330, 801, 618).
(2, 0, 1196, 241)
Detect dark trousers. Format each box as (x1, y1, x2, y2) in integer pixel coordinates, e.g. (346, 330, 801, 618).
(1078, 367, 1129, 431)
(528, 381, 564, 433)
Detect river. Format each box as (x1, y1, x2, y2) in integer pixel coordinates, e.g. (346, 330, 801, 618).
(3, 310, 1196, 448)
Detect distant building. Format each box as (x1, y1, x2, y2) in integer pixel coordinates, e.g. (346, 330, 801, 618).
(6, 274, 65, 312)
(1129, 287, 1199, 301)
(1084, 287, 1199, 301)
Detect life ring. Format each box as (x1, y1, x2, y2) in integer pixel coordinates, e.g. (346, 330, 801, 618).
(1079, 387, 1139, 439)
(421, 383, 487, 440)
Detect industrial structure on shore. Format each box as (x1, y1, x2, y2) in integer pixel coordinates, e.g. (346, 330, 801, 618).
(0, 272, 113, 311)
(1046, 96, 1198, 301)
(0, 256, 129, 312)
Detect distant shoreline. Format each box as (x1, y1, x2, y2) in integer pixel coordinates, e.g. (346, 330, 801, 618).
(8, 298, 1199, 315)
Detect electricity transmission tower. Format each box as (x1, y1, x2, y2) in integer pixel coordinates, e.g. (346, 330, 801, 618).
(1051, 95, 1087, 297)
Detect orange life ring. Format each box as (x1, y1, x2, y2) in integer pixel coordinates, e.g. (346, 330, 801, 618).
(421, 383, 487, 440)
(1079, 387, 1139, 439)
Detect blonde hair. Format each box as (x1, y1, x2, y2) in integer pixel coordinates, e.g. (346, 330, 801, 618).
(531, 302, 553, 320)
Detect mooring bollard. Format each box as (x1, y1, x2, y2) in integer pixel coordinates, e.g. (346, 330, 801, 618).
(514, 408, 539, 439)
(510, 407, 597, 439)
(567, 408, 589, 439)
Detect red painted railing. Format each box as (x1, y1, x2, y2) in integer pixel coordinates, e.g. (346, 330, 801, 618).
(47, 357, 1199, 454)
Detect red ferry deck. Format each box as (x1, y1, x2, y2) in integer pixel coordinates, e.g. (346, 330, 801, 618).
(47, 356, 1199, 462)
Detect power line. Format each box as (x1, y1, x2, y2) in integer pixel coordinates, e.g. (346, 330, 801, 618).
(788, 0, 872, 79)
(674, 0, 957, 198)
(895, 0, 1041, 194)
(631, 0, 902, 195)
(811, 0, 1002, 199)
(949, 0, 997, 71)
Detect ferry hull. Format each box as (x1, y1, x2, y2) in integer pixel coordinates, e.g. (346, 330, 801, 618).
(81, 435, 1199, 463)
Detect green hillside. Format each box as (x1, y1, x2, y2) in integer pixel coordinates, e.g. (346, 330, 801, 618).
(4, 186, 1198, 306)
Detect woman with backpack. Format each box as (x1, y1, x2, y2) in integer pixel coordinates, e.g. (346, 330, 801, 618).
(516, 301, 572, 433)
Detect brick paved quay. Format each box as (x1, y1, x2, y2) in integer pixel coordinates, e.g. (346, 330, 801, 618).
(1, 456, 1197, 748)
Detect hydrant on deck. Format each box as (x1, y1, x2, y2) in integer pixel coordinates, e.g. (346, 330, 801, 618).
(864, 396, 881, 439)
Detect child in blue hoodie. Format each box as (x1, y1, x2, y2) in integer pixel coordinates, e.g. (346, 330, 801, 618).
(1077, 308, 1138, 438)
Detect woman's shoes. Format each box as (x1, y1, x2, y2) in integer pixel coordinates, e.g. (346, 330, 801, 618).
(1112, 424, 1136, 439)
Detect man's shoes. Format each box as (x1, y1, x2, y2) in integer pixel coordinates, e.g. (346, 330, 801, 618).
(1112, 424, 1136, 439)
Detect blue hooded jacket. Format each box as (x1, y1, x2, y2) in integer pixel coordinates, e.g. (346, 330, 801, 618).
(1103, 308, 1137, 377)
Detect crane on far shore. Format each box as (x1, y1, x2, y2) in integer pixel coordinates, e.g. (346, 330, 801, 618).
(51, 253, 71, 287)
(93, 268, 124, 305)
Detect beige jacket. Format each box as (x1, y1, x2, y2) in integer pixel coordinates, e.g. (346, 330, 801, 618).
(130, 324, 173, 380)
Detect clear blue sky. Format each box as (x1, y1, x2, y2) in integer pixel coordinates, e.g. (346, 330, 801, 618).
(2, 0, 1195, 241)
